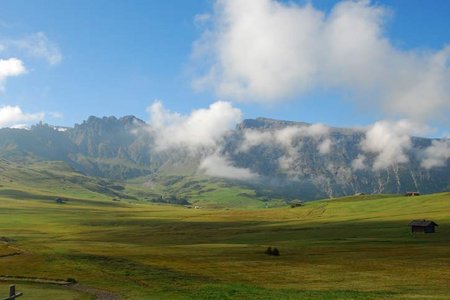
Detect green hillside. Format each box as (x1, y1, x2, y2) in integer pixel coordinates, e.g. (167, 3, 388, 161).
(125, 174, 287, 209)
(0, 159, 279, 209)
(1, 172, 449, 299)
(0, 159, 135, 203)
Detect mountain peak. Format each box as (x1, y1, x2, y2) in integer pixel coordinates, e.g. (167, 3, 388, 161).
(119, 115, 146, 125)
(76, 115, 145, 128)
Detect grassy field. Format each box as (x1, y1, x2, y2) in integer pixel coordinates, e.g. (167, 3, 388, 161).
(0, 163, 449, 299)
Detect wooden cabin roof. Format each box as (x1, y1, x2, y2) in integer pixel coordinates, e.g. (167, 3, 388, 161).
(409, 220, 438, 227)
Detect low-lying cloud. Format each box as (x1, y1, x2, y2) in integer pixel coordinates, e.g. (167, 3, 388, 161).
(359, 120, 429, 170)
(238, 123, 332, 171)
(240, 123, 330, 152)
(199, 152, 258, 180)
(351, 154, 367, 171)
(318, 138, 332, 155)
(193, 0, 450, 122)
(421, 140, 450, 169)
(143, 100, 448, 181)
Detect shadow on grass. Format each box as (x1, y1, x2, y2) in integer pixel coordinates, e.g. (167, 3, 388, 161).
(77, 217, 450, 247)
(0, 188, 125, 207)
(0, 189, 55, 201)
(190, 284, 395, 300)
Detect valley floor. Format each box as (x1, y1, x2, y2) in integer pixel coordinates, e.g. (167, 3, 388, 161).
(0, 192, 449, 299)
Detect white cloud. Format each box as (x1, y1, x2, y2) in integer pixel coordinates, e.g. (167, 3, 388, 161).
(240, 123, 330, 152)
(351, 154, 367, 170)
(193, 0, 322, 100)
(199, 152, 258, 180)
(239, 129, 273, 152)
(318, 138, 332, 154)
(360, 119, 428, 170)
(238, 123, 330, 172)
(0, 105, 44, 128)
(147, 100, 242, 151)
(10, 32, 62, 65)
(0, 58, 26, 91)
(146, 101, 259, 180)
(193, 0, 450, 122)
(239, 123, 331, 152)
(421, 140, 450, 169)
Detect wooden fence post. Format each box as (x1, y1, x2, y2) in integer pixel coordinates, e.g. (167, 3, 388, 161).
(2, 285, 23, 300)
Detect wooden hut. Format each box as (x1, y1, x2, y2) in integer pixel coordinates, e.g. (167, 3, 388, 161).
(409, 220, 438, 233)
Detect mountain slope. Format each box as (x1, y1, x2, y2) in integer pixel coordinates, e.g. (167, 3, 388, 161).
(225, 118, 449, 199)
(0, 116, 448, 200)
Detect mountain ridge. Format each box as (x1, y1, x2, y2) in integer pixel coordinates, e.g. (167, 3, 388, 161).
(0, 115, 448, 200)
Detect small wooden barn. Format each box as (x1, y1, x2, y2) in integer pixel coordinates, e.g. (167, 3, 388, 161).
(409, 220, 438, 233)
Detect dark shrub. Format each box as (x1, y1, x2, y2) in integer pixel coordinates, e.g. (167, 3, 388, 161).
(272, 248, 280, 256)
(67, 277, 77, 284)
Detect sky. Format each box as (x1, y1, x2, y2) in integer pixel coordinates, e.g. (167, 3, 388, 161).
(0, 0, 449, 136)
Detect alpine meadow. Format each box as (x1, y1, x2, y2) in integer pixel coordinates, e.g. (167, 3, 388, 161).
(0, 1, 449, 299)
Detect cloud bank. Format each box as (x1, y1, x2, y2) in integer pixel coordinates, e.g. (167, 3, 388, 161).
(193, 0, 450, 122)
(144, 100, 446, 181)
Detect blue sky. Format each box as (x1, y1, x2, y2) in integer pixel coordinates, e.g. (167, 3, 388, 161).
(0, 0, 449, 133)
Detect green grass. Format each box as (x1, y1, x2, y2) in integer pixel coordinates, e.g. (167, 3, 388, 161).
(126, 174, 285, 208)
(0, 161, 449, 299)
